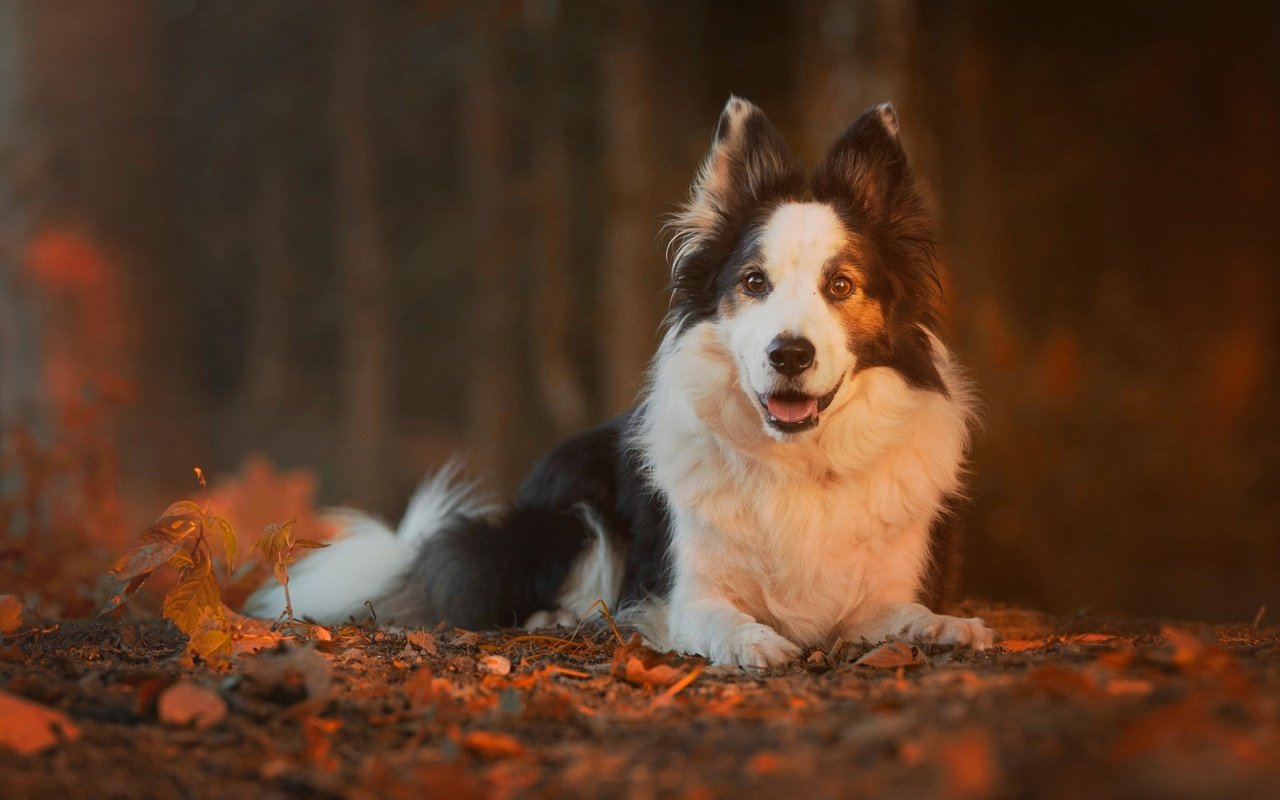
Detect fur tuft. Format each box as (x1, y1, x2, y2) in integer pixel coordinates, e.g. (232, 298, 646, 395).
(242, 461, 494, 624)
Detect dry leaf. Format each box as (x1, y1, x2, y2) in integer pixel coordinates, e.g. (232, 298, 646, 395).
(0, 595, 23, 635)
(612, 635, 688, 687)
(999, 638, 1050, 653)
(623, 656, 682, 687)
(158, 681, 227, 730)
(303, 715, 341, 772)
(463, 730, 524, 759)
(406, 630, 438, 654)
(243, 646, 333, 704)
(0, 691, 82, 754)
(938, 728, 997, 799)
(480, 655, 512, 676)
(855, 641, 924, 669)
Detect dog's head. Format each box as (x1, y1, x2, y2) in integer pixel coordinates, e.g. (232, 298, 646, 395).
(666, 97, 945, 438)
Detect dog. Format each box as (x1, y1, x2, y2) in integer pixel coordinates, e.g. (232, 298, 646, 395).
(246, 97, 994, 666)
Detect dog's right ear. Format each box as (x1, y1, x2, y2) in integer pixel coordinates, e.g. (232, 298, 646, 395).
(666, 98, 804, 323)
(675, 97, 803, 241)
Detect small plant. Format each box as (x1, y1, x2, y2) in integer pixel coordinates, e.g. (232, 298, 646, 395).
(252, 518, 328, 633)
(101, 468, 240, 661)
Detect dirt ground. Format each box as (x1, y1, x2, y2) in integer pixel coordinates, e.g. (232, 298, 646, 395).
(1, 604, 1278, 800)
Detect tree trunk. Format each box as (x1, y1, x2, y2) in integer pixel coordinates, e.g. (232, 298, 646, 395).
(464, 7, 521, 489)
(333, 5, 392, 511)
(529, 8, 588, 439)
(599, 0, 664, 415)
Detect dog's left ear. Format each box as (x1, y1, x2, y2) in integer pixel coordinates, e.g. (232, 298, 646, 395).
(811, 103, 915, 222)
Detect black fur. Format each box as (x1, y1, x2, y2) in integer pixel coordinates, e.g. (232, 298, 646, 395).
(812, 105, 947, 394)
(669, 107, 806, 331)
(395, 413, 672, 628)
(920, 502, 964, 611)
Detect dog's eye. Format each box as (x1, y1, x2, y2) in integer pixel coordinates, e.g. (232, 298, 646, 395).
(742, 271, 768, 295)
(827, 275, 856, 299)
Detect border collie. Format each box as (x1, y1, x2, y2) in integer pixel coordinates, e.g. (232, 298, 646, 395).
(246, 98, 994, 666)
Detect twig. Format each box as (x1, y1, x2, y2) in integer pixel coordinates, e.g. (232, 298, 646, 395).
(650, 663, 705, 710)
(590, 598, 624, 645)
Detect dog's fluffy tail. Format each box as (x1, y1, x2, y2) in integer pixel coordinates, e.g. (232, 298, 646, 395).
(242, 462, 495, 624)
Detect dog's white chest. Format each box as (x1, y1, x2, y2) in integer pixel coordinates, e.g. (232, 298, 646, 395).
(684, 459, 933, 646)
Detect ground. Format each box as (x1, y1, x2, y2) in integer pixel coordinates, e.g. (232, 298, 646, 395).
(1, 604, 1278, 800)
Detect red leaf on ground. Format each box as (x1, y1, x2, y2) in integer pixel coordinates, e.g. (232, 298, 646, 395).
(0, 595, 22, 635)
(406, 629, 437, 654)
(463, 730, 524, 759)
(611, 635, 689, 687)
(0, 691, 82, 754)
(855, 641, 924, 669)
(158, 681, 227, 730)
(938, 728, 998, 799)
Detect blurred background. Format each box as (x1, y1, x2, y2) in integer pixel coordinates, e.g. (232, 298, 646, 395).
(0, 0, 1277, 622)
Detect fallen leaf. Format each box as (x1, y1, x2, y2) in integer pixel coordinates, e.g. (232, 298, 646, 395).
(623, 656, 682, 687)
(1161, 626, 1210, 665)
(1106, 678, 1154, 696)
(746, 751, 783, 776)
(158, 681, 227, 730)
(612, 635, 689, 687)
(855, 641, 924, 669)
(0, 691, 81, 754)
(480, 655, 512, 676)
(0, 595, 23, 635)
(999, 638, 1049, 653)
(406, 630, 438, 654)
(303, 715, 341, 772)
(243, 646, 333, 705)
(1068, 633, 1116, 646)
(463, 730, 524, 759)
(938, 728, 997, 799)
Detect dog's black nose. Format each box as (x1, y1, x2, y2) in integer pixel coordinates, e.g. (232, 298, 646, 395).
(767, 335, 815, 376)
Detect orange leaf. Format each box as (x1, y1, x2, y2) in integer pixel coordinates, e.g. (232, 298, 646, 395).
(462, 730, 524, 759)
(168, 549, 195, 570)
(0, 596, 22, 635)
(623, 656, 682, 687)
(160, 500, 203, 519)
(110, 515, 199, 575)
(406, 630, 438, 654)
(206, 514, 238, 575)
(855, 641, 924, 669)
(158, 681, 227, 730)
(163, 563, 223, 635)
(0, 691, 81, 754)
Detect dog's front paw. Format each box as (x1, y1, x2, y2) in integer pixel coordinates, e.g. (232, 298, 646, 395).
(712, 622, 801, 668)
(901, 612, 995, 650)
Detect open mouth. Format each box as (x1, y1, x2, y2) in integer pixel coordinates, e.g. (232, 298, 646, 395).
(758, 378, 843, 434)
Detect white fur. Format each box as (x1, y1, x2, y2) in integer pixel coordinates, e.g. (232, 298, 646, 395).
(243, 461, 494, 623)
(632, 205, 990, 664)
(728, 202, 856, 425)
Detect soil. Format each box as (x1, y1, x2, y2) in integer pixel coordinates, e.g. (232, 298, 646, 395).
(1, 604, 1278, 800)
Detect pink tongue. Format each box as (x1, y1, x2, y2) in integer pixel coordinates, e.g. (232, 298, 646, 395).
(766, 395, 818, 423)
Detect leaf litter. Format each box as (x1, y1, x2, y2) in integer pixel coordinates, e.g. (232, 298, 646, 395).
(7, 493, 1280, 800)
(2, 605, 1278, 798)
